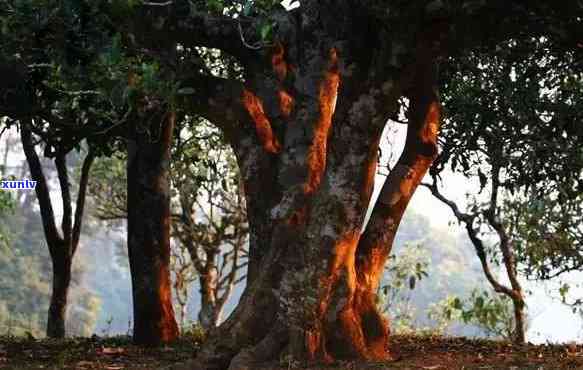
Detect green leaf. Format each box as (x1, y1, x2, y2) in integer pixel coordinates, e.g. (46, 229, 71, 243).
(260, 23, 272, 41)
(475, 296, 485, 309)
(206, 0, 224, 13)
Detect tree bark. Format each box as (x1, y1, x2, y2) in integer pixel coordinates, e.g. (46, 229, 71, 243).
(127, 109, 179, 346)
(46, 248, 72, 338)
(183, 28, 445, 370)
(198, 269, 221, 331)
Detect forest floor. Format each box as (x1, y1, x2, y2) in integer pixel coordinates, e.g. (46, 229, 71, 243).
(1, 334, 583, 369)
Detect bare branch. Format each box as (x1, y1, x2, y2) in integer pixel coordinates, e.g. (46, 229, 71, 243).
(422, 177, 519, 300)
(132, 4, 254, 62)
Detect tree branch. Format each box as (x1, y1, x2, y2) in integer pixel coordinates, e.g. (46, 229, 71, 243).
(484, 164, 522, 295)
(55, 153, 72, 250)
(19, 122, 61, 251)
(71, 149, 96, 254)
(422, 177, 518, 300)
(131, 3, 254, 62)
(177, 73, 246, 141)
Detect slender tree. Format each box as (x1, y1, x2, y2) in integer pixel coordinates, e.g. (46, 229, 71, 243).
(89, 118, 249, 332)
(423, 37, 583, 343)
(20, 122, 94, 338)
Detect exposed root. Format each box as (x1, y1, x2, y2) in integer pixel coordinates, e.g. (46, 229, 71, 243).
(228, 323, 288, 370)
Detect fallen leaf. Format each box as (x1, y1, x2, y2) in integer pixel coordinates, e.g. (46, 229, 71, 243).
(99, 347, 125, 355)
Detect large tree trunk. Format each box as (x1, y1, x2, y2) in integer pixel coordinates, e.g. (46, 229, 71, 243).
(129, 1, 454, 367)
(46, 248, 72, 338)
(185, 25, 444, 370)
(127, 110, 179, 346)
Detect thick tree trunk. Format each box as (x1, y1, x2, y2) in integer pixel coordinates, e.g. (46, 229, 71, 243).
(127, 110, 179, 346)
(161, 4, 449, 369)
(46, 250, 72, 338)
(189, 53, 441, 370)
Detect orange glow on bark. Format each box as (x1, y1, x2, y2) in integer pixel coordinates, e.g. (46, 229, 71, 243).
(304, 48, 340, 194)
(271, 42, 287, 81)
(422, 101, 440, 146)
(317, 231, 359, 321)
(159, 269, 179, 341)
(278, 90, 294, 117)
(242, 89, 281, 154)
(286, 205, 307, 226)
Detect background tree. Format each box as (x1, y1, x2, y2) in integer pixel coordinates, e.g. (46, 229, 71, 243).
(0, 131, 100, 337)
(88, 117, 249, 332)
(172, 118, 248, 331)
(423, 37, 583, 344)
(0, 0, 181, 344)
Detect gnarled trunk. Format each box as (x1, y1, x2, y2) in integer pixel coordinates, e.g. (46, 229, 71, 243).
(127, 110, 179, 346)
(130, 1, 452, 367)
(188, 27, 443, 370)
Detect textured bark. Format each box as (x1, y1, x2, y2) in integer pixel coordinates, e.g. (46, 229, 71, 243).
(46, 249, 72, 338)
(198, 263, 221, 331)
(127, 110, 179, 346)
(135, 2, 459, 368)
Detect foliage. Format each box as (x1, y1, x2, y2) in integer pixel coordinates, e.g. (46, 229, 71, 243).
(437, 38, 583, 275)
(426, 36, 583, 341)
(378, 244, 429, 333)
(374, 210, 503, 337)
(88, 117, 248, 328)
(428, 289, 516, 340)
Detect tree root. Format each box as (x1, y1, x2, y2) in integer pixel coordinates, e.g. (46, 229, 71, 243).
(228, 323, 288, 370)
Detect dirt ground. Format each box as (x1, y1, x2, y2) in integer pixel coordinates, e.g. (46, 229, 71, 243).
(1, 334, 583, 369)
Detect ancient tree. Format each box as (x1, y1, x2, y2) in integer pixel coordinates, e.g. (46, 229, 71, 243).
(125, 1, 581, 368)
